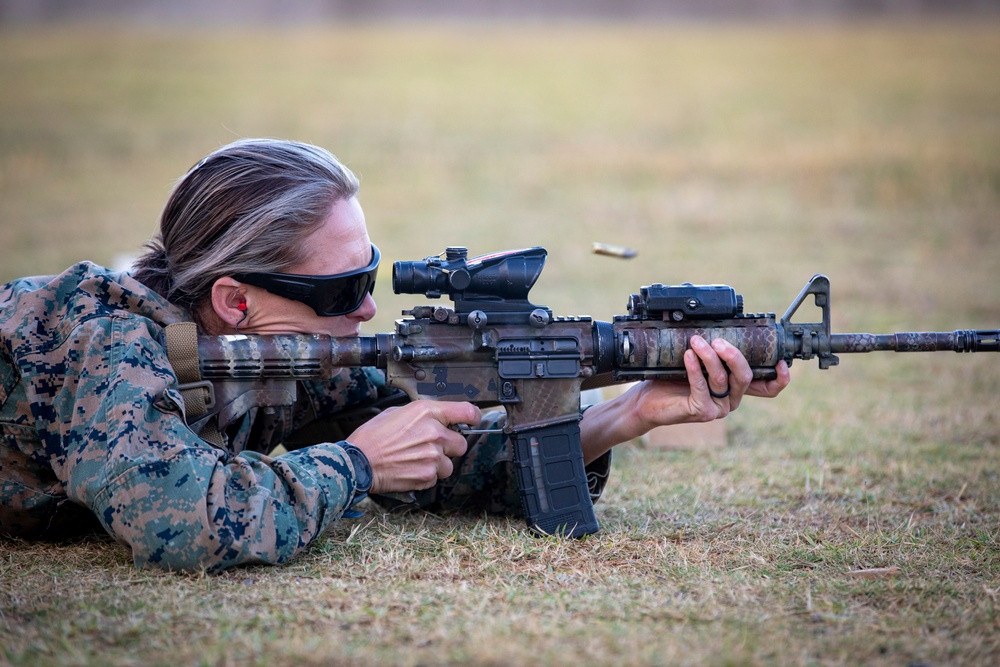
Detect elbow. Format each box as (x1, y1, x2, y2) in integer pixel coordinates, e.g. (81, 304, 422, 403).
(127, 515, 303, 573)
(97, 449, 342, 572)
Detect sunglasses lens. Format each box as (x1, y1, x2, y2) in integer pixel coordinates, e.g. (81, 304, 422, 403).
(317, 271, 376, 316)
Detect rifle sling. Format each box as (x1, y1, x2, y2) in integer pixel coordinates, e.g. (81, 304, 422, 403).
(164, 322, 225, 448)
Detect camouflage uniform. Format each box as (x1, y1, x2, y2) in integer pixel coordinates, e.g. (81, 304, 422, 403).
(0, 263, 611, 572)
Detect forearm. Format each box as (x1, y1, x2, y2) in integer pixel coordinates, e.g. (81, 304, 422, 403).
(579, 383, 653, 465)
(579, 378, 721, 464)
(92, 442, 359, 572)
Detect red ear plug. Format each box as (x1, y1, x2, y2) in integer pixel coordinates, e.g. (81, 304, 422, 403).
(235, 300, 249, 333)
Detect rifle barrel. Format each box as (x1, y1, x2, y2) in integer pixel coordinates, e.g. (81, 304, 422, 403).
(830, 330, 999, 354)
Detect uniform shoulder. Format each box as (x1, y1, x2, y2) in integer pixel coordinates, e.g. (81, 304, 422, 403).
(1, 262, 189, 356)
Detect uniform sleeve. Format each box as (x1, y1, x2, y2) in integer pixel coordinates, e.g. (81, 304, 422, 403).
(285, 366, 406, 449)
(295, 367, 391, 423)
(45, 316, 363, 572)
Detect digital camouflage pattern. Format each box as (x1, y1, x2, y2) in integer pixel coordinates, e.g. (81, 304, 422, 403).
(0, 262, 372, 570)
(0, 262, 612, 572)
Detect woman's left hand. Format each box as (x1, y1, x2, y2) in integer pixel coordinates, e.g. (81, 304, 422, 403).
(635, 335, 790, 429)
(578, 335, 790, 463)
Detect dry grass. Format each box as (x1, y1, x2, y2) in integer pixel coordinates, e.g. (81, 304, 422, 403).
(1, 19, 998, 667)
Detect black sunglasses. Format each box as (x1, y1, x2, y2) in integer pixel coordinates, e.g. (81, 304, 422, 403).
(234, 244, 379, 317)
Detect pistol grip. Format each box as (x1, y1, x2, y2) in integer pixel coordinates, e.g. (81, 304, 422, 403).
(510, 420, 600, 539)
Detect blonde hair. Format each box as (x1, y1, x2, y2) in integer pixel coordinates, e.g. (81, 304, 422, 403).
(133, 138, 360, 315)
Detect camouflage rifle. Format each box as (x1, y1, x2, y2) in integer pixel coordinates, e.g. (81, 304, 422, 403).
(195, 246, 998, 538)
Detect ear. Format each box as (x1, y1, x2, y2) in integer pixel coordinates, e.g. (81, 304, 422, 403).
(209, 276, 249, 330)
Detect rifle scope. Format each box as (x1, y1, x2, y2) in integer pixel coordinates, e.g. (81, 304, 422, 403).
(393, 246, 547, 302)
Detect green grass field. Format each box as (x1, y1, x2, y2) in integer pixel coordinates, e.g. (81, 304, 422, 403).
(1, 20, 998, 666)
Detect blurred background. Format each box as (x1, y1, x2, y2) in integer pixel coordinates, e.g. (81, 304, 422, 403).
(1, 1, 997, 340)
(3, 1, 999, 23)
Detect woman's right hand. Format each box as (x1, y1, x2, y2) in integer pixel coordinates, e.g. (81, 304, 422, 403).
(346, 400, 482, 494)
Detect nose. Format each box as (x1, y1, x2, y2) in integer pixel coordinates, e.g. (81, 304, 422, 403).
(349, 293, 377, 322)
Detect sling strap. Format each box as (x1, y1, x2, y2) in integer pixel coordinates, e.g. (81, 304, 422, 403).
(164, 322, 225, 447)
